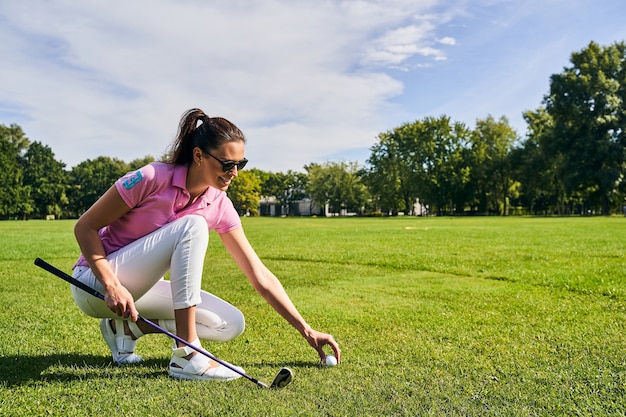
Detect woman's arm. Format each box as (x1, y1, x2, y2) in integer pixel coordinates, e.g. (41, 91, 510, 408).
(74, 185, 139, 321)
(220, 227, 341, 363)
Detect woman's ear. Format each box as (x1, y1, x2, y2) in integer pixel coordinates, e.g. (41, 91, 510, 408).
(193, 147, 203, 166)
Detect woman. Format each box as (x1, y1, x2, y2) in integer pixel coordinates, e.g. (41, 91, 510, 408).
(72, 108, 340, 381)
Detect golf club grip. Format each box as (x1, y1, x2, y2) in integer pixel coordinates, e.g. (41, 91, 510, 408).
(34, 257, 105, 300)
(33, 257, 263, 386)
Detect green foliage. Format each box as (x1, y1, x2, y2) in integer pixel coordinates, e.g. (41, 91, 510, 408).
(66, 156, 129, 217)
(365, 116, 475, 215)
(305, 161, 369, 214)
(0, 125, 31, 219)
(365, 123, 421, 214)
(545, 41, 626, 214)
(0, 123, 30, 152)
(128, 155, 156, 170)
(1, 217, 625, 416)
(255, 169, 309, 215)
(512, 108, 561, 213)
(227, 170, 262, 216)
(470, 115, 518, 214)
(22, 141, 68, 218)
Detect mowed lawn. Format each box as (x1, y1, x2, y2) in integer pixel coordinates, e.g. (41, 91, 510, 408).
(0, 216, 625, 416)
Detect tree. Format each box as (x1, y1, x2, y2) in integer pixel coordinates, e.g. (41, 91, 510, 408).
(365, 116, 472, 215)
(418, 117, 473, 215)
(470, 115, 518, 215)
(128, 156, 156, 170)
(22, 141, 68, 218)
(227, 171, 261, 216)
(510, 108, 563, 214)
(305, 161, 368, 215)
(545, 41, 626, 214)
(248, 168, 272, 197)
(364, 131, 406, 214)
(0, 124, 31, 219)
(365, 122, 429, 215)
(67, 157, 128, 217)
(0, 123, 30, 154)
(260, 170, 308, 215)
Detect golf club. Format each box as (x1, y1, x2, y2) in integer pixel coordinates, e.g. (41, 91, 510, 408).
(34, 257, 293, 389)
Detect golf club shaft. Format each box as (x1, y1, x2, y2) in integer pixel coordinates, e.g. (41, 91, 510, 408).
(34, 257, 268, 388)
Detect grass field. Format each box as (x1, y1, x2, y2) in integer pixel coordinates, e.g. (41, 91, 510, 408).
(1, 216, 625, 416)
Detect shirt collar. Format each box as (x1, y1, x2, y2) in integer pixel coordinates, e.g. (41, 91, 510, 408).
(172, 164, 188, 190)
(171, 163, 219, 203)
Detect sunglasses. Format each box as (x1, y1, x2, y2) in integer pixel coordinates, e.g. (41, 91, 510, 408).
(205, 152, 248, 172)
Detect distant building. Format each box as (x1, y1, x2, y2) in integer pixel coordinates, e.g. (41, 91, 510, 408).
(259, 197, 323, 217)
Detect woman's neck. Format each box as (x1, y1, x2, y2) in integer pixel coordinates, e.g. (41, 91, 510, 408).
(186, 164, 209, 200)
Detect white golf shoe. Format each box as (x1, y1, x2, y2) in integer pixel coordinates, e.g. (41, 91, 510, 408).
(99, 318, 144, 365)
(168, 339, 243, 381)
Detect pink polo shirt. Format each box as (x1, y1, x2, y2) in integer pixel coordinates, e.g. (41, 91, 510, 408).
(74, 162, 241, 267)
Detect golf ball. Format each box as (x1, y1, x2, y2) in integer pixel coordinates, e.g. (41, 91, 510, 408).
(325, 355, 337, 366)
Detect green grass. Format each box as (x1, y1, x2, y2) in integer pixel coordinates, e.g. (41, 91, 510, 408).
(1, 216, 625, 416)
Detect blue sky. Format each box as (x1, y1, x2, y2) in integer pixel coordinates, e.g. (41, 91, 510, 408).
(1, 0, 625, 172)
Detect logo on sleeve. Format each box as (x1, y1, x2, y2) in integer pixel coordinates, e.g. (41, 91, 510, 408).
(122, 171, 143, 190)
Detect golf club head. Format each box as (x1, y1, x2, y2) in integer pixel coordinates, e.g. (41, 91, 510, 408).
(270, 367, 293, 389)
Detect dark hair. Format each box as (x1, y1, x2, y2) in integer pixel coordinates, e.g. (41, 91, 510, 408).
(165, 108, 246, 165)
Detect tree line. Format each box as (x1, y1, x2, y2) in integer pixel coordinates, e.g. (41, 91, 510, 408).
(1, 41, 625, 219)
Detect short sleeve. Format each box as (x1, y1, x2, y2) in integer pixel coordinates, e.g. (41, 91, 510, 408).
(214, 196, 242, 234)
(114, 164, 157, 208)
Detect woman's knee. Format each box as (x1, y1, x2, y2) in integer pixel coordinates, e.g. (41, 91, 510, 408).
(226, 311, 246, 339)
(182, 215, 207, 236)
(196, 308, 245, 342)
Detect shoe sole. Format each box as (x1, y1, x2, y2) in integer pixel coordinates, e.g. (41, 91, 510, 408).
(169, 368, 242, 381)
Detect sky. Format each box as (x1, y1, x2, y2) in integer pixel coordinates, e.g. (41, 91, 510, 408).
(1, 0, 625, 172)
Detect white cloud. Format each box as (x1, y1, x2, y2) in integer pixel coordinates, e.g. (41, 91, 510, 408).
(438, 36, 457, 45)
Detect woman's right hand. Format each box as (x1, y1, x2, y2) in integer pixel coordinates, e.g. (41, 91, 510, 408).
(104, 282, 139, 322)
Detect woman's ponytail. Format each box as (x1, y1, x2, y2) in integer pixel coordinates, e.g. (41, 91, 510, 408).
(165, 108, 246, 165)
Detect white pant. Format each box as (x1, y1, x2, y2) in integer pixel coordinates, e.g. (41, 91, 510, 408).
(71, 215, 245, 342)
